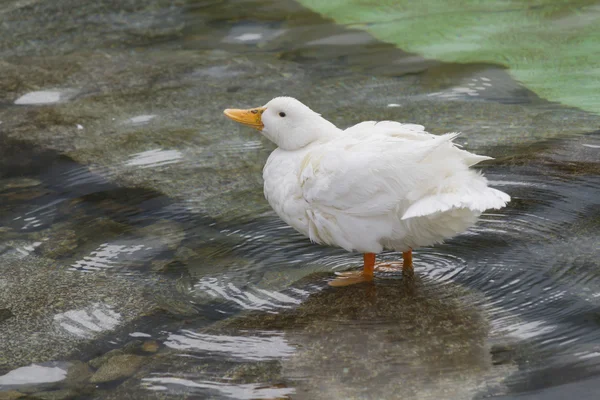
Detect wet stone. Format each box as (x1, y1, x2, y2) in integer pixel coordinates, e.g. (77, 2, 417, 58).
(148, 293, 199, 318)
(0, 391, 25, 400)
(27, 389, 79, 400)
(211, 276, 510, 399)
(121, 340, 145, 354)
(36, 230, 78, 259)
(149, 259, 177, 274)
(491, 344, 518, 366)
(63, 361, 93, 388)
(29, 208, 131, 262)
(0, 188, 50, 202)
(88, 349, 125, 370)
(0, 178, 43, 201)
(89, 354, 148, 384)
(0, 251, 163, 372)
(173, 246, 198, 263)
(0, 309, 14, 323)
(141, 341, 159, 353)
(136, 220, 185, 251)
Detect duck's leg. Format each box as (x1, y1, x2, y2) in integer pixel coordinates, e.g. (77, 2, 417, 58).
(374, 250, 414, 276)
(402, 250, 414, 279)
(329, 253, 375, 287)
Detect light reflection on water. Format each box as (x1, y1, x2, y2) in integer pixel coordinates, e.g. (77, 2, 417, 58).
(195, 277, 303, 311)
(164, 330, 295, 361)
(54, 303, 121, 338)
(125, 148, 183, 168)
(0, 363, 68, 387)
(142, 377, 295, 400)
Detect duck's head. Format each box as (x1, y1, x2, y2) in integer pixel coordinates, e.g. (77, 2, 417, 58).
(224, 96, 339, 150)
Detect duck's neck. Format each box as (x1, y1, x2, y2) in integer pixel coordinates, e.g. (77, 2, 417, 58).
(314, 117, 342, 141)
(277, 116, 342, 151)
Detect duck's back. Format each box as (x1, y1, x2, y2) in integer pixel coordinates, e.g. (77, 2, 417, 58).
(263, 124, 510, 253)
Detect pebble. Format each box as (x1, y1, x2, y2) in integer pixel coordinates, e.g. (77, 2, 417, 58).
(141, 341, 159, 353)
(89, 355, 147, 383)
(0, 308, 14, 323)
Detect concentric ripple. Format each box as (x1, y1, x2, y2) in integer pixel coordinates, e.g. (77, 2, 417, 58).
(158, 166, 600, 398)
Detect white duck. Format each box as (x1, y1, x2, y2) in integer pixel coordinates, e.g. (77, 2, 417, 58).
(224, 97, 510, 286)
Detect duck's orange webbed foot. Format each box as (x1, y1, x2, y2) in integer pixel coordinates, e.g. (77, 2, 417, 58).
(329, 253, 375, 287)
(329, 270, 374, 287)
(329, 251, 414, 287)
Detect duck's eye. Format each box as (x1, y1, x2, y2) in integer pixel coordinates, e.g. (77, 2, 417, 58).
(279, 112, 286, 117)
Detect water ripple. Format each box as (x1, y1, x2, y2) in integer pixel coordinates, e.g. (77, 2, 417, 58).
(194, 277, 304, 311)
(164, 330, 295, 361)
(142, 377, 294, 400)
(125, 149, 183, 168)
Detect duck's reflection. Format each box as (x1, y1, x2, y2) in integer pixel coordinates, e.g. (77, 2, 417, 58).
(215, 275, 506, 400)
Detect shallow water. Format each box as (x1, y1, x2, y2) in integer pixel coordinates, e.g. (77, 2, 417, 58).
(1, 0, 599, 399)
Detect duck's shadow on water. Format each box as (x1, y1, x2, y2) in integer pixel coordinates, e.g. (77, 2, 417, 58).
(205, 274, 503, 400)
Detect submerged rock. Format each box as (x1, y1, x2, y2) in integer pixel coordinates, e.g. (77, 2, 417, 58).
(89, 355, 148, 384)
(88, 350, 126, 371)
(0, 309, 14, 323)
(0, 391, 25, 400)
(213, 277, 510, 399)
(136, 220, 185, 251)
(26, 389, 79, 400)
(63, 362, 93, 388)
(141, 341, 159, 353)
(118, 275, 517, 400)
(88, 340, 152, 370)
(0, 250, 172, 373)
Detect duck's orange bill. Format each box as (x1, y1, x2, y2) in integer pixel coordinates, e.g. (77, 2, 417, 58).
(223, 107, 266, 130)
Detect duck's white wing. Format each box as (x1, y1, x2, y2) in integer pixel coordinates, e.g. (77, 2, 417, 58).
(299, 132, 509, 245)
(344, 120, 433, 141)
(344, 121, 492, 166)
(300, 133, 458, 218)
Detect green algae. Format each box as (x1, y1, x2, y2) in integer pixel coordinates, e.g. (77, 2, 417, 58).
(299, 0, 600, 114)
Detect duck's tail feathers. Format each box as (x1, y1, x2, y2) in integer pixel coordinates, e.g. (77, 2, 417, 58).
(454, 148, 494, 166)
(413, 132, 461, 162)
(401, 187, 510, 220)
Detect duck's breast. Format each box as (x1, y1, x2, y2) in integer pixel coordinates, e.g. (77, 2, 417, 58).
(263, 149, 310, 237)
